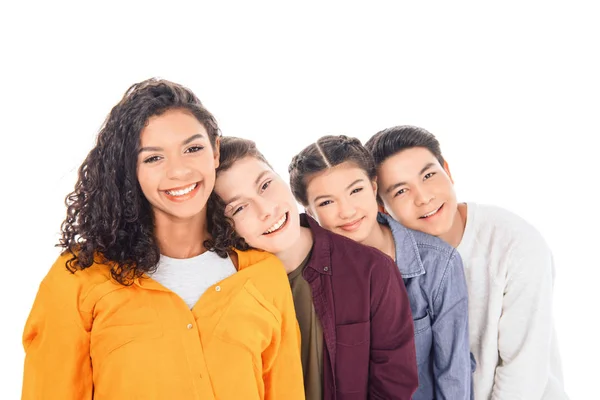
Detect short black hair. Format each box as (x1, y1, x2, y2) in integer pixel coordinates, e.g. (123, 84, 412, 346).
(364, 125, 445, 169)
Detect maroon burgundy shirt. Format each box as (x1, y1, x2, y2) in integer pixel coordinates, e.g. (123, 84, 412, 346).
(300, 214, 418, 399)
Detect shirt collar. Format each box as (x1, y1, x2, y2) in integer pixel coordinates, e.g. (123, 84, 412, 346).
(135, 248, 271, 290)
(300, 213, 333, 276)
(377, 212, 426, 278)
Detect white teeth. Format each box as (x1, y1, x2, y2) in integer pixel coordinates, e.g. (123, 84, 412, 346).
(264, 214, 287, 234)
(166, 183, 197, 196)
(421, 205, 441, 218)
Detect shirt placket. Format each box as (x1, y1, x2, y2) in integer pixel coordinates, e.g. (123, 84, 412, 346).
(305, 268, 337, 397)
(135, 278, 215, 399)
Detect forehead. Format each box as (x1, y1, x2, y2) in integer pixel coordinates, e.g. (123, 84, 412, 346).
(379, 147, 439, 177)
(306, 162, 370, 195)
(140, 109, 206, 144)
(215, 156, 272, 198)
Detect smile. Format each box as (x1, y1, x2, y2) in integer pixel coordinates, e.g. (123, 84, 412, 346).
(164, 183, 198, 197)
(339, 216, 364, 232)
(263, 212, 289, 235)
(419, 204, 443, 219)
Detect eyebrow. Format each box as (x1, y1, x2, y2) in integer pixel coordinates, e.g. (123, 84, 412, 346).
(255, 170, 270, 185)
(138, 133, 205, 153)
(224, 170, 272, 205)
(312, 178, 364, 203)
(385, 162, 436, 194)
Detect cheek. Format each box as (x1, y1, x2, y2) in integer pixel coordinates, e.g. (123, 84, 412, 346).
(361, 190, 379, 209)
(434, 178, 454, 195)
(136, 168, 154, 195)
(387, 199, 413, 221)
(313, 208, 337, 229)
(231, 215, 254, 241)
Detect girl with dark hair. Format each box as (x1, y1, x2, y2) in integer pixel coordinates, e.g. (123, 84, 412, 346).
(212, 136, 419, 400)
(22, 79, 304, 399)
(289, 135, 473, 400)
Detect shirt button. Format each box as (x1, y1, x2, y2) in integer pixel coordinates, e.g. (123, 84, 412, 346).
(187, 323, 193, 329)
(323, 266, 329, 272)
(215, 285, 221, 292)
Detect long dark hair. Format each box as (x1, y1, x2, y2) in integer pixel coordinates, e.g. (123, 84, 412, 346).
(288, 135, 376, 205)
(205, 136, 272, 254)
(59, 78, 221, 285)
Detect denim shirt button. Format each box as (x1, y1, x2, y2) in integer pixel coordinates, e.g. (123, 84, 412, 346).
(323, 266, 329, 272)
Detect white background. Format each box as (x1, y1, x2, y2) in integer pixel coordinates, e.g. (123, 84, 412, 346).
(1, 1, 598, 398)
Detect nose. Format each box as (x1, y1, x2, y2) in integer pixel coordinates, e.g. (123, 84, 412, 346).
(256, 196, 279, 221)
(414, 186, 435, 206)
(338, 198, 357, 220)
(165, 156, 193, 181)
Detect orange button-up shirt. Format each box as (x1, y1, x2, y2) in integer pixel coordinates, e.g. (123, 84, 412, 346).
(22, 249, 304, 399)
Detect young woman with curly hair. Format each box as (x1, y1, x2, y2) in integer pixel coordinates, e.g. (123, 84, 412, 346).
(21, 79, 304, 400)
(211, 136, 419, 400)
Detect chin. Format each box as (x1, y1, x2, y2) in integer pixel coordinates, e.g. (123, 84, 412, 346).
(340, 229, 369, 244)
(426, 223, 452, 238)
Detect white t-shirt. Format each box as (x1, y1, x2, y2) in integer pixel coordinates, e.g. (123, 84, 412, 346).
(458, 203, 567, 399)
(149, 250, 237, 309)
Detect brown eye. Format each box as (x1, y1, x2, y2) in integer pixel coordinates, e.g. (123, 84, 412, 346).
(185, 145, 204, 153)
(143, 155, 162, 164)
(232, 205, 246, 216)
(394, 188, 407, 197)
(260, 180, 272, 192)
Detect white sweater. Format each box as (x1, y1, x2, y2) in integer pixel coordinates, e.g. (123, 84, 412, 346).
(457, 203, 567, 400)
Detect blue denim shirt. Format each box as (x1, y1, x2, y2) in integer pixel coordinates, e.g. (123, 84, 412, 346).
(378, 213, 472, 400)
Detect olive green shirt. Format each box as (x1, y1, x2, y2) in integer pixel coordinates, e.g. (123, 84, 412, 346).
(288, 250, 323, 400)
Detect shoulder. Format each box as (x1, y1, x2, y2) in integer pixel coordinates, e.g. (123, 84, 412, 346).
(44, 252, 114, 288)
(385, 213, 460, 268)
(235, 248, 286, 276)
(325, 229, 397, 277)
(464, 203, 553, 279)
(331, 229, 393, 262)
(467, 203, 550, 256)
(408, 225, 457, 257)
(36, 252, 120, 316)
(234, 248, 291, 295)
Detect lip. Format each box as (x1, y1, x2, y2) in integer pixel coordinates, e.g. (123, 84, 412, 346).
(338, 216, 365, 232)
(263, 212, 290, 236)
(419, 203, 444, 220)
(161, 182, 201, 203)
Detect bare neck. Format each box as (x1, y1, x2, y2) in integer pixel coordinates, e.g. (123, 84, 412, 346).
(153, 208, 210, 259)
(360, 221, 396, 261)
(439, 202, 468, 248)
(275, 226, 314, 274)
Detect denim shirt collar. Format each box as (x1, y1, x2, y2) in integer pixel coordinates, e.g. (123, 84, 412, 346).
(377, 212, 426, 278)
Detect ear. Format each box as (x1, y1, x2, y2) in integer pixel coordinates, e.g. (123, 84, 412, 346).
(443, 160, 454, 184)
(213, 137, 221, 168)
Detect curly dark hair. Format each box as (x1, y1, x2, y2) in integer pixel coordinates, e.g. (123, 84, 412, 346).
(205, 136, 273, 254)
(288, 135, 376, 205)
(59, 78, 224, 285)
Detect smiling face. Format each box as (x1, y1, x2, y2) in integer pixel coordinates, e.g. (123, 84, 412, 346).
(376, 147, 458, 237)
(136, 109, 219, 224)
(304, 162, 380, 244)
(214, 156, 302, 254)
